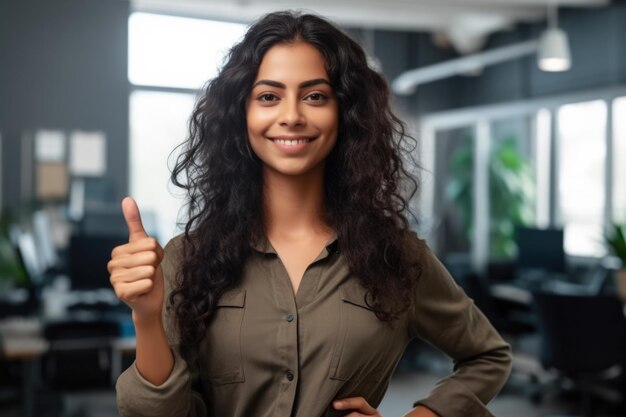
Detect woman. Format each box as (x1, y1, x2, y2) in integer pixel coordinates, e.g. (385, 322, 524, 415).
(109, 11, 512, 417)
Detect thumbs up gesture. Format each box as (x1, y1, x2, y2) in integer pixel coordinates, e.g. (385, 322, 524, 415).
(108, 197, 165, 321)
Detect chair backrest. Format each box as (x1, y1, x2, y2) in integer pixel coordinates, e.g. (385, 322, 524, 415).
(532, 291, 626, 374)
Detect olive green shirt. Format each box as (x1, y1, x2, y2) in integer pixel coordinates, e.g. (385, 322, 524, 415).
(116, 232, 512, 417)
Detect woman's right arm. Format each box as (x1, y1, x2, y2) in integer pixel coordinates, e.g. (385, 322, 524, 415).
(109, 197, 206, 417)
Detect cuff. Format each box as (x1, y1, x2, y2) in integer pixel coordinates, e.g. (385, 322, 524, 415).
(413, 379, 495, 417)
(116, 351, 192, 417)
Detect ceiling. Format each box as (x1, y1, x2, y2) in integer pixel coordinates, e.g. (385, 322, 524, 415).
(130, 0, 611, 53)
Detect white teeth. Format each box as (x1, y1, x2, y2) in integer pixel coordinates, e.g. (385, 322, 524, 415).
(274, 138, 310, 146)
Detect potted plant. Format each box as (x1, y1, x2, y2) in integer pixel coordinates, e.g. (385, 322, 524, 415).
(605, 222, 626, 301)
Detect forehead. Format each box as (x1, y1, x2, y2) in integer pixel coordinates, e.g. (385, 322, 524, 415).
(254, 41, 329, 83)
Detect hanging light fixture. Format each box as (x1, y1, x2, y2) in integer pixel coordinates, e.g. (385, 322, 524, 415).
(538, 2, 571, 72)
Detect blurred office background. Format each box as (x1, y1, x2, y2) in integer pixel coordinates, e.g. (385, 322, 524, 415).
(1, 0, 626, 416)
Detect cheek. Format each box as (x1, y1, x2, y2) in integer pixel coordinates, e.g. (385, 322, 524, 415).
(318, 108, 339, 141)
(246, 107, 274, 137)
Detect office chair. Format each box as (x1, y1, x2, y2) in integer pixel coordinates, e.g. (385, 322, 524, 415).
(532, 291, 626, 417)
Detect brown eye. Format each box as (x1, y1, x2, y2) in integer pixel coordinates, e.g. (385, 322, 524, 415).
(258, 93, 278, 102)
(305, 93, 327, 102)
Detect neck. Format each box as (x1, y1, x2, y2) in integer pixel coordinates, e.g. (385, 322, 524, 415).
(262, 165, 330, 240)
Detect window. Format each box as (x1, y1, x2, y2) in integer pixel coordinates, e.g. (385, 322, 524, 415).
(557, 100, 607, 257)
(488, 117, 535, 260)
(128, 13, 246, 89)
(534, 109, 551, 229)
(129, 91, 195, 241)
(425, 91, 626, 264)
(128, 13, 247, 242)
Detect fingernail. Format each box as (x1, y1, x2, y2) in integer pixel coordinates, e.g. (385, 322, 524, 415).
(333, 401, 342, 408)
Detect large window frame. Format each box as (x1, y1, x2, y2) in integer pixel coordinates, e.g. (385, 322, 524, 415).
(127, 10, 247, 242)
(419, 85, 626, 270)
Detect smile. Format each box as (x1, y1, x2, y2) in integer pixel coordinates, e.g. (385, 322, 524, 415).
(268, 137, 316, 146)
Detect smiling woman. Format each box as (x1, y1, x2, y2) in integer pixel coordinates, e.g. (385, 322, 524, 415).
(112, 10, 512, 417)
(246, 42, 338, 178)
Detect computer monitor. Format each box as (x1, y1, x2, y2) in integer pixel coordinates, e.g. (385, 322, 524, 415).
(68, 234, 127, 290)
(514, 227, 566, 274)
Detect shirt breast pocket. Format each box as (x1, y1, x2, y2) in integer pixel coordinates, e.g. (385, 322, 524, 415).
(329, 285, 390, 382)
(199, 288, 246, 386)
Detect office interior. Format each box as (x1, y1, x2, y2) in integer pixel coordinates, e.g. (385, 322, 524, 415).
(1, 0, 626, 416)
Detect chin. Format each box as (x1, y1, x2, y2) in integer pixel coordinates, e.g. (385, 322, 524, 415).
(264, 161, 323, 177)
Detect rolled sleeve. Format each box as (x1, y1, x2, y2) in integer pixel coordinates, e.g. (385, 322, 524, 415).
(413, 379, 495, 417)
(116, 350, 205, 417)
(408, 236, 512, 417)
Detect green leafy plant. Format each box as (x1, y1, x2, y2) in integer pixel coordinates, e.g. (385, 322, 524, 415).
(0, 216, 28, 287)
(605, 223, 626, 268)
(445, 134, 535, 260)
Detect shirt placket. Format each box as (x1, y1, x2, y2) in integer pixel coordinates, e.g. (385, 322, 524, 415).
(270, 255, 300, 416)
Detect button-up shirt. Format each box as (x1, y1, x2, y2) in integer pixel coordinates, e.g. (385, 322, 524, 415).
(116, 232, 512, 417)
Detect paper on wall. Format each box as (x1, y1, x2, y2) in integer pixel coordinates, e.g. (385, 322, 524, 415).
(35, 130, 65, 162)
(69, 131, 106, 176)
(36, 162, 69, 199)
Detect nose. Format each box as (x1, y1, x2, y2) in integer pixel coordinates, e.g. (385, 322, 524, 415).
(279, 98, 306, 128)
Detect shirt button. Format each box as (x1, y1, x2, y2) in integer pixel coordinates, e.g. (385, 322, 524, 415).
(286, 314, 294, 322)
(286, 370, 294, 381)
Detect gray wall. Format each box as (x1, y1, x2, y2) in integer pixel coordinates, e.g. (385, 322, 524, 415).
(0, 0, 130, 215)
(361, 29, 464, 115)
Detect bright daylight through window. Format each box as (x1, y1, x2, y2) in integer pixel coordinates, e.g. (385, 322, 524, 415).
(557, 100, 607, 257)
(128, 13, 246, 242)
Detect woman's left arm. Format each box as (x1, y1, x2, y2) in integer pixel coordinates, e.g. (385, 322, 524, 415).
(405, 235, 513, 417)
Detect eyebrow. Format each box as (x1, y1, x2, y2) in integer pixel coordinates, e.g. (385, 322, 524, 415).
(251, 78, 332, 89)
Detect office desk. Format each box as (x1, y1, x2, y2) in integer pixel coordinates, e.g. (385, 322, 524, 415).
(1, 314, 134, 417)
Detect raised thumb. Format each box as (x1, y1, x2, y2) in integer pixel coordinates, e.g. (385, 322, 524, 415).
(121, 197, 148, 242)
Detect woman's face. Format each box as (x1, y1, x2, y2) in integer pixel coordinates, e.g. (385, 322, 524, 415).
(246, 41, 339, 178)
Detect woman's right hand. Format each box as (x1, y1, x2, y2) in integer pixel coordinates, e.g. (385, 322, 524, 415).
(108, 197, 165, 322)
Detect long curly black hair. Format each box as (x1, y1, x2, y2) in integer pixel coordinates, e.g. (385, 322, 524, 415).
(170, 10, 424, 363)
